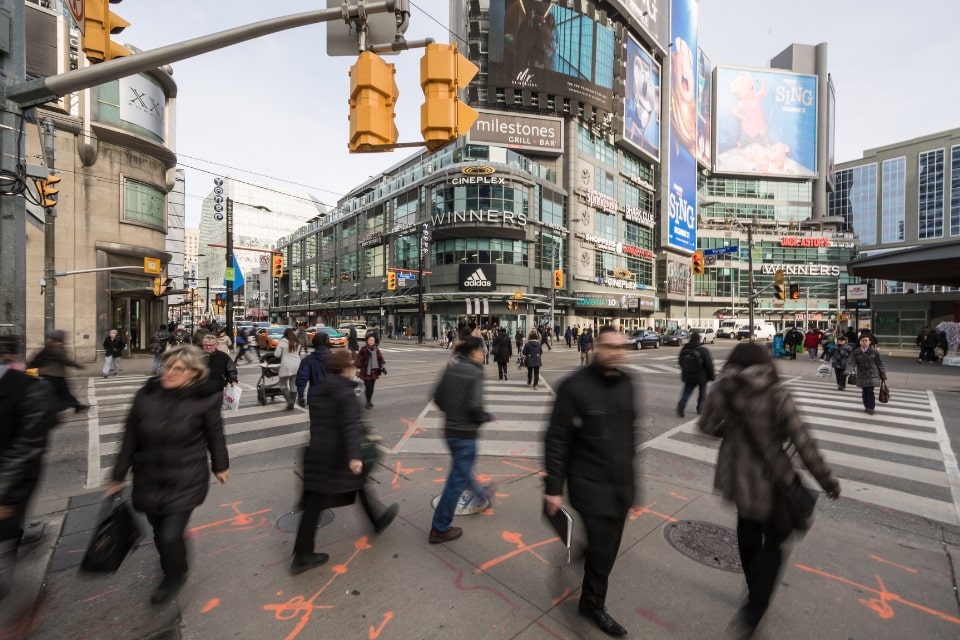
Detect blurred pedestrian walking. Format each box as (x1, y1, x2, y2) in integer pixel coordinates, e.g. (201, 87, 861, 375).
(102, 329, 125, 377)
(275, 328, 302, 411)
(29, 330, 87, 412)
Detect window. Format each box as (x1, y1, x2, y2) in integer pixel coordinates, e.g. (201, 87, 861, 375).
(540, 189, 564, 227)
(918, 149, 945, 239)
(596, 211, 617, 240)
(881, 157, 906, 243)
(829, 164, 877, 243)
(342, 216, 358, 239)
(341, 252, 358, 281)
(432, 238, 528, 267)
(366, 205, 385, 230)
(123, 179, 165, 229)
(364, 245, 385, 278)
(952, 146, 960, 237)
(393, 235, 418, 270)
(534, 234, 564, 270)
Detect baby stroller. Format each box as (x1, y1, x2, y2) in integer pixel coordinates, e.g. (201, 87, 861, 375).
(256, 354, 284, 405)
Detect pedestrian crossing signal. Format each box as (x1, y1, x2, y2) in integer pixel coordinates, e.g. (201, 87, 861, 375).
(387, 272, 397, 290)
(789, 284, 800, 300)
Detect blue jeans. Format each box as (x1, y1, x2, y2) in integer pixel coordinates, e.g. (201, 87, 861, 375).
(431, 437, 487, 532)
(678, 381, 708, 413)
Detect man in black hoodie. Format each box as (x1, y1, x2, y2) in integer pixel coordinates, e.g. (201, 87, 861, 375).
(676, 331, 716, 418)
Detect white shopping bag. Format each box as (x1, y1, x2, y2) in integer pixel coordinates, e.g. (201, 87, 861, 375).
(222, 385, 242, 411)
(816, 363, 832, 379)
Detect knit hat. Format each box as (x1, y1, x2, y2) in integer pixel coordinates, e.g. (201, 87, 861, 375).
(47, 329, 66, 342)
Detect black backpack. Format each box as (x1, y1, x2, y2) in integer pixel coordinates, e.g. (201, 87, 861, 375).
(679, 347, 704, 373)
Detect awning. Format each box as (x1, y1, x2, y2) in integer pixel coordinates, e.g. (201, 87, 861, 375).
(847, 241, 960, 287)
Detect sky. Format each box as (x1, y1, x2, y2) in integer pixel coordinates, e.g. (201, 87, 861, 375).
(113, 0, 960, 228)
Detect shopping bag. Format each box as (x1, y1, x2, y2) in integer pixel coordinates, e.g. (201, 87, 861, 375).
(80, 497, 143, 574)
(222, 385, 242, 411)
(816, 364, 832, 379)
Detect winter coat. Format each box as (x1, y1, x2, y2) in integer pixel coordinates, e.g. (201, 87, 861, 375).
(297, 347, 330, 401)
(355, 344, 386, 381)
(783, 329, 801, 348)
(0, 370, 58, 511)
(201, 350, 238, 393)
(274, 338, 302, 377)
(432, 356, 491, 439)
(678, 342, 715, 385)
(803, 331, 821, 350)
(698, 362, 838, 523)
(578, 332, 594, 351)
(303, 374, 364, 497)
(348, 327, 359, 352)
(830, 343, 853, 370)
(492, 334, 513, 364)
(29, 342, 83, 378)
(215, 333, 232, 355)
(103, 335, 125, 358)
(848, 346, 886, 388)
(111, 378, 229, 515)
(521, 339, 543, 367)
(544, 363, 638, 517)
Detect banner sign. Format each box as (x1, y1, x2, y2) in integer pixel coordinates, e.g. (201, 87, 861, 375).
(458, 264, 497, 292)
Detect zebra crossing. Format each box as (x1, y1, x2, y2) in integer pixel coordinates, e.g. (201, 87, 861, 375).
(640, 377, 960, 526)
(625, 354, 725, 375)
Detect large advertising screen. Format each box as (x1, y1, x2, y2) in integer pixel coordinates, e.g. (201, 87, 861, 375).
(605, 0, 669, 51)
(666, 0, 699, 253)
(488, 0, 615, 113)
(714, 67, 819, 178)
(621, 36, 661, 162)
(696, 48, 712, 168)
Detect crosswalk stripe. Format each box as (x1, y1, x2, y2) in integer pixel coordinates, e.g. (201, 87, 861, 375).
(228, 431, 309, 458)
(805, 417, 939, 442)
(810, 429, 942, 461)
(400, 437, 542, 457)
(411, 416, 545, 434)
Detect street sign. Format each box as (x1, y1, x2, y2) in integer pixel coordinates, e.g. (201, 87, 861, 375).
(704, 254, 717, 266)
(702, 245, 739, 256)
(513, 291, 523, 300)
(143, 257, 160, 274)
(65, 0, 84, 33)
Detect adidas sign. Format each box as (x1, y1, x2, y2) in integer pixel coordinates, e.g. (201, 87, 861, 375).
(463, 268, 492, 287)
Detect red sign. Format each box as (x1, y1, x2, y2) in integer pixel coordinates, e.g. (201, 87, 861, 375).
(780, 237, 832, 248)
(619, 243, 655, 260)
(65, 0, 85, 33)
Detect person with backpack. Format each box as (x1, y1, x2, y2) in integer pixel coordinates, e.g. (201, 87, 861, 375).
(676, 331, 715, 418)
(297, 333, 331, 407)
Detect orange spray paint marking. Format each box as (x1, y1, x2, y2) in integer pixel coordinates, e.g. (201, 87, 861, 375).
(477, 532, 559, 572)
(390, 461, 426, 488)
(501, 459, 544, 475)
(794, 564, 960, 624)
(368, 611, 394, 639)
(200, 599, 220, 613)
(669, 492, 689, 501)
(628, 501, 678, 523)
(551, 587, 572, 606)
(393, 418, 428, 450)
(188, 502, 272, 539)
(869, 555, 919, 574)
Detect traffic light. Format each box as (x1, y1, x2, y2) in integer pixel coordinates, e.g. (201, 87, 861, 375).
(152, 277, 162, 297)
(348, 51, 399, 153)
(774, 269, 785, 285)
(553, 269, 564, 289)
(420, 43, 479, 152)
(387, 272, 397, 290)
(35, 174, 60, 208)
(691, 250, 705, 276)
(82, 0, 132, 63)
(789, 284, 800, 300)
(774, 284, 786, 300)
(272, 254, 284, 278)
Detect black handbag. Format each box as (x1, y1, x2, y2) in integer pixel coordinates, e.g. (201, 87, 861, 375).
(847, 373, 857, 386)
(80, 496, 143, 573)
(878, 381, 890, 404)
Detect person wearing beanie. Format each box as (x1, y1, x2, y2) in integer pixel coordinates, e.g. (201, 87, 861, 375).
(28, 330, 87, 412)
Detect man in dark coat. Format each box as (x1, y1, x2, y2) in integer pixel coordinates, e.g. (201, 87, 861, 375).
(492, 328, 513, 380)
(676, 331, 716, 418)
(0, 335, 59, 603)
(544, 326, 637, 637)
(199, 334, 238, 395)
(102, 329, 125, 377)
(296, 333, 331, 407)
(783, 326, 800, 360)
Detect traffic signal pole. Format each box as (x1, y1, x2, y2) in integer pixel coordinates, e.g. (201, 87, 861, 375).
(41, 119, 56, 338)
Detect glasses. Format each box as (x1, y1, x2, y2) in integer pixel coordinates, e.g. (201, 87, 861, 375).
(161, 365, 188, 375)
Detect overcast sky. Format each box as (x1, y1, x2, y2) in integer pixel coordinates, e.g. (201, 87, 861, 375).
(116, 1, 959, 227)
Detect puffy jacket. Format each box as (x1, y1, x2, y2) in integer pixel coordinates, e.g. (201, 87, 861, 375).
(302, 374, 364, 496)
(432, 357, 491, 439)
(0, 370, 58, 509)
(112, 378, 229, 515)
(297, 347, 330, 401)
(830, 343, 852, 370)
(521, 340, 543, 367)
(103, 335, 125, 358)
(200, 350, 238, 394)
(803, 331, 821, 350)
(848, 346, 886, 388)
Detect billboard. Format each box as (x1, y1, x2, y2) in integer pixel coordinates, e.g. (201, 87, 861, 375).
(714, 67, 819, 178)
(826, 75, 836, 191)
(488, 0, 615, 113)
(621, 36, 661, 162)
(696, 48, 712, 168)
(666, 0, 699, 253)
(605, 0, 669, 51)
(467, 110, 564, 155)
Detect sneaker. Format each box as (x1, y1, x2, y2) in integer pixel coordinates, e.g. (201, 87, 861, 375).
(676, 405, 685, 418)
(866, 409, 875, 415)
(290, 552, 329, 575)
(428, 526, 463, 544)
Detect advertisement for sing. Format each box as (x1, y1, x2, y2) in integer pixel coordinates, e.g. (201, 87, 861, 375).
(666, 0, 700, 253)
(621, 36, 661, 163)
(714, 66, 819, 178)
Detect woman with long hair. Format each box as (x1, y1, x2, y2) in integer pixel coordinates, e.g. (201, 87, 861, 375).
(274, 328, 302, 410)
(355, 335, 386, 409)
(698, 342, 840, 636)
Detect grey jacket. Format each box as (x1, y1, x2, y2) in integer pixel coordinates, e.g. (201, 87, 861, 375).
(698, 362, 838, 522)
(432, 357, 492, 439)
(847, 346, 886, 388)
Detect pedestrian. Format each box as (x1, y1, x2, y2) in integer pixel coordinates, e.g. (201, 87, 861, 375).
(543, 327, 636, 637)
(0, 335, 59, 603)
(233, 328, 253, 365)
(676, 331, 715, 418)
(697, 341, 840, 635)
(214, 327, 232, 355)
(356, 335, 386, 409)
(916, 326, 938, 363)
(28, 330, 87, 413)
(858, 327, 878, 346)
(843, 326, 858, 344)
(565, 326, 573, 348)
(515, 327, 523, 352)
(106, 345, 229, 606)
(365, 324, 381, 346)
(149, 327, 171, 373)
(521, 330, 544, 390)
(847, 335, 887, 415)
(578, 327, 594, 366)
(291, 349, 399, 574)
(429, 336, 493, 544)
(492, 327, 513, 381)
(387, 322, 394, 340)
(803, 327, 820, 360)
(200, 335, 238, 394)
(830, 335, 853, 390)
(783, 327, 799, 360)
(102, 329, 125, 377)
(818, 329, 835, 361)
(540, 325, 552, 351)
(274, 328, 302, 410)
(296, 333, 331, 408)
(348, 325, 359, 358)
(297, 324, 309, 356)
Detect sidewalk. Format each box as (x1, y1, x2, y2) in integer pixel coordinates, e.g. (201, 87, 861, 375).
(5, 451, 959, 639)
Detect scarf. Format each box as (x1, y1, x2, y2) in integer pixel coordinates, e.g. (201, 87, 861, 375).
(365, 346, 378, 376)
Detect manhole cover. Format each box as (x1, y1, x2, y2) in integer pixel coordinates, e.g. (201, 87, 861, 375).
(276, 510, 335, 533)
(430, 489, 489, 516)
(663, 520, 741, 573)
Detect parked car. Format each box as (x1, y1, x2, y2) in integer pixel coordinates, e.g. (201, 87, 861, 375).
(338, 322, 368, 334)
(716, 321, 739, 338)
(627, 329, 661, 350)
(256, 325, 291, 350)
(311, 326, 348, 348)
(695, 328, 716, 344)
(662, 329, 690, 346)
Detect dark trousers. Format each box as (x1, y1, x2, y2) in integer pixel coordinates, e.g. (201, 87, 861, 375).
(578, 511, 627, 610)
(737, 516, 791, 625)
(497, 361, 508, 379)
(146, 510, 193, 579)
(363, 379, 376, 405)
(861, 386, 876, 410)
(46, 375, 80, 410)
(295, 490, 380, 555)
(786, 345, 796, 359)
(527, 366, 540, 386)
(678, 380, 708, 413)
(834, 368, 846, 389)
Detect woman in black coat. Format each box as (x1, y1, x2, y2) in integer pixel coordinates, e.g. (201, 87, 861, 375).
(492, 327, 513, 380)
(107, 345, 229, 606)
(292, 349, 397, 575)
(521, 331, 544, 390)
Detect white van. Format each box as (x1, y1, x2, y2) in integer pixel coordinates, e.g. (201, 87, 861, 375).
(736, 323, 776, 341)
(717, 320, 739, 338)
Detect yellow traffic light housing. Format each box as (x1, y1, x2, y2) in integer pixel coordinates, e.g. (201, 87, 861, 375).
(348, 51, 399, 153)
(272, 254, 284, 278)
(553, 269, 563, 289)
(420, 43, 479, 153)
(82, 0, 132, 64)
(691, 250, 705, 276)
(789, 284, 800, 300)
(35, 174, 60, 208)
(774, 284, 786, 300)
(152, 277, 162, 297)
(387, 272, 397, 290)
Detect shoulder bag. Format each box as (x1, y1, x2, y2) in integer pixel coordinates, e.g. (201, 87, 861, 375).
(80, 495, 143, 573)
(878, 381, 890, 404)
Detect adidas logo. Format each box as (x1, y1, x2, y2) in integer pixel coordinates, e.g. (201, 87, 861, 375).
(463, 268, 492, 287)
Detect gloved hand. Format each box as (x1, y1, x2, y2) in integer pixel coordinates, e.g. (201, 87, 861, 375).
(297, 395, 306, 408)
(380, 368, 387, 376)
